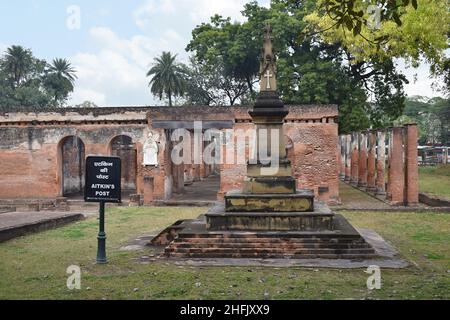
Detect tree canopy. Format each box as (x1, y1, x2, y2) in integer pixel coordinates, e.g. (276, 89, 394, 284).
(402, 96, 450, 145)
(306, 0, 449, 67)
(184, 0, 449, 133)
(0, 45, 77, 111)
(147, 51, 187, 107)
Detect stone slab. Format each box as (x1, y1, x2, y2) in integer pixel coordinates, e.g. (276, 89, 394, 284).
(0, 211, 85, 242)
(247, 162, 293, 178)
(184, 213, 358, 237)
(243, 176, 296, 194)
(225, 189, 314, 213)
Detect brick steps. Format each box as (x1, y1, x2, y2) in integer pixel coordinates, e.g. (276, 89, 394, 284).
(162, 214, 376, 260)
(165, 235, 376, 259)
(174, 237, 366, 244)
(167, 252, 376, 260)
(167, 247, 374, 254)
(169, 242, 372, 250)
(177, 233, 363, 239)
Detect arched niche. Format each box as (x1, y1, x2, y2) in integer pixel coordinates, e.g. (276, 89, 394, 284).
(59, 136, 86, 197)
(109, 135, 137, 192)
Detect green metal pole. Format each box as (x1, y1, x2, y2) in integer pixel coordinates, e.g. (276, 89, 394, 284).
(96, 202, 107, 264)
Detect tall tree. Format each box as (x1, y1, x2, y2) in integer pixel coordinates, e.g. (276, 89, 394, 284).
(184, 57, 250, 106)
(1, 45, 33, 88)
(48, 58, 77, 83)
(187, 15, 260, 97)
(44, 58, 77, 105)
(147, 52, 186, 107)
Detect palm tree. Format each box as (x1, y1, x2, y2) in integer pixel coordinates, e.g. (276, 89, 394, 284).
(49, 58, 77, 83)
(46, 58, 77, 104)
(147, 52, 186, 107)
(1, 45, 33, 88)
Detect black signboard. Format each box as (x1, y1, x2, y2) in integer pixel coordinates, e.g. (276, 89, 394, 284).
(85, 156, 121, 203)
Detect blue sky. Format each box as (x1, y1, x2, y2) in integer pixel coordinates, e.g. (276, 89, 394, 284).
(0, 0, 445, 106)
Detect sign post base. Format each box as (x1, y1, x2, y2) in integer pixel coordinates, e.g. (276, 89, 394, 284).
(96, 202, 108, 265)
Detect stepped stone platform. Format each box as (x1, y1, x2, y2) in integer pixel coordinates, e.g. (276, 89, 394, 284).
(153, 27, 379, 263)
(206, 202, 332, 231)
(161, 213, 377, 260)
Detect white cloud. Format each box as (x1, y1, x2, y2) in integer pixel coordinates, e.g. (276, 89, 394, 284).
(187, 0, 250, 23)
(133, 0, 253, 28)
(133, 0, 176, 28)
(71, 0, 267, 106)
(70, 26, 186, 106)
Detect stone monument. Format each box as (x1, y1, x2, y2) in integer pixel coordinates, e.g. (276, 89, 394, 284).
(158, 25, 376, 260)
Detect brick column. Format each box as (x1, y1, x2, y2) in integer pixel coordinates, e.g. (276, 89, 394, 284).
(345, 134, 352, 182)
(358, 132, 368, 188)
(367, 131, 377, 192)
(405, 124, 419, 206)
(350, 132, 359, 186)
(376, 131, 386, 195)
(387, 127, 405, 205)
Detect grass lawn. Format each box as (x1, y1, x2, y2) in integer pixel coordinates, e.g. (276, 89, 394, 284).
(419, 165, 450, 200)
(0, 207, 449, 300)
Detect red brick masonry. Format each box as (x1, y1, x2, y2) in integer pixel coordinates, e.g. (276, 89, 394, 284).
(0, 105, 340, 204)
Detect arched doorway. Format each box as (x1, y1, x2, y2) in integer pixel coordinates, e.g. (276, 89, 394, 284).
(60, 136, 86, 197)
(110, 135, 137, 194)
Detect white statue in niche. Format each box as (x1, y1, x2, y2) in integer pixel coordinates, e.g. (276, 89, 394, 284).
(143, 132, 160, 166)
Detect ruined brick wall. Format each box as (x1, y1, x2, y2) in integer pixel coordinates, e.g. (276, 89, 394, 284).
(0, 105, 339, 204)
(0, 108, 148, 199)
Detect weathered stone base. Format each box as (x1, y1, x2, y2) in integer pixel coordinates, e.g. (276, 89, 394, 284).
(247, 161, 293, 178)
(206, 202, 333, 231)
(162, 214, 376, 260)
(225, 189, 314, 213)
(243, 176, 296, 194)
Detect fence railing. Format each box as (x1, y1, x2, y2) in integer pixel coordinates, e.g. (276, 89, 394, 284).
(339, 124, 419, 206)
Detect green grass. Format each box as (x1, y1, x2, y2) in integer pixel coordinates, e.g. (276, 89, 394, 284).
(0, 208, 449, 300)
(419, 165, 450, 200)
